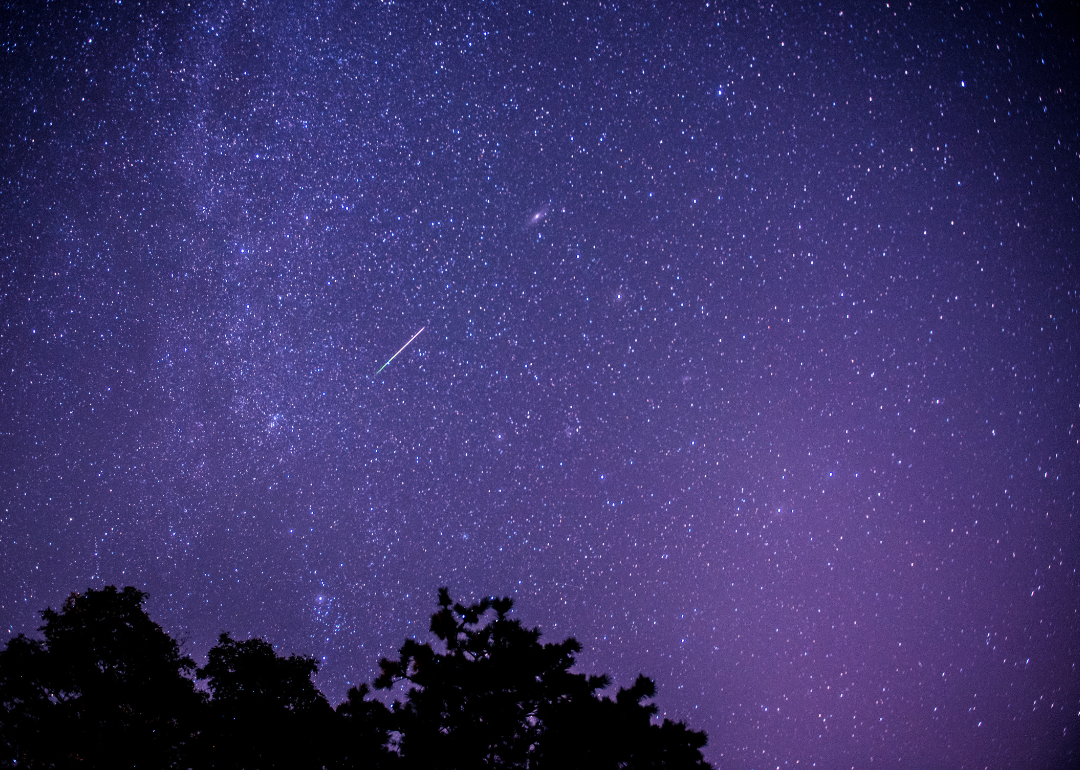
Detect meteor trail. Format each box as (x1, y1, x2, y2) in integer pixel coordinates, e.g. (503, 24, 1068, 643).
(375, 326, 425, 374)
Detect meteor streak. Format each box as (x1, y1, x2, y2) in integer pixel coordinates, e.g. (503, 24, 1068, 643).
(375, 326, 425, 374)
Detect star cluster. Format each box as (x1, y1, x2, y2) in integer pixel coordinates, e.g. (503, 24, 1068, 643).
(2, 2, 1078, 767)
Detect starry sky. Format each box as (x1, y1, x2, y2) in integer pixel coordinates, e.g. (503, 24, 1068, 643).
(2, 1, 1079, 767)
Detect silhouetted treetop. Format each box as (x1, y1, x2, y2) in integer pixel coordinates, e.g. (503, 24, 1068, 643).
(200, 632, 330, 714)
(41, 586, 197, 695)
(196, 633, 339, 770)
(376, 587, 711, 770)
(1, 586, 712, 769)
(0, 586, 202, 769)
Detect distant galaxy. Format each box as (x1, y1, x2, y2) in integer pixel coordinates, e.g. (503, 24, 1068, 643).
(527, 205, 550, 227)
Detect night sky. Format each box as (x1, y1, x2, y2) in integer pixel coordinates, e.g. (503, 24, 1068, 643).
(2, 1, 1079, 767)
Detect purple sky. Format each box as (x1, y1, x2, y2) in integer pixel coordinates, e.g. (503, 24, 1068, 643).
(2, 2, 1078, 767)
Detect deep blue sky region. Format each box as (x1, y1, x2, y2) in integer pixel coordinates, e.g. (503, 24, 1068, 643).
(2, 1, 1078, 767)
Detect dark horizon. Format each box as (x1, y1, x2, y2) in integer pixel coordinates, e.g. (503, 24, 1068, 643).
(6, 584, 714, 769)
(2, 2, 1078, 767)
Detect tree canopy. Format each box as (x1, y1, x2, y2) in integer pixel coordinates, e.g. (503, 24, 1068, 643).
(196, 632, 338, 769)
(0, 586, 712, 769)
(0, 586, 203, 768)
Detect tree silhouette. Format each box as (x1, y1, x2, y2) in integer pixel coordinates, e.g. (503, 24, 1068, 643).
(534, 672, 711, 769)
(196, 633, 335, 769)
(333, 683, 399, 769)
(376, 587, 712, 769)
(0, 586, 202, 769)
(1, 586, 713, 769)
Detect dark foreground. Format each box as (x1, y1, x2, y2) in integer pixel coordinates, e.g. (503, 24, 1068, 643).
(0, 586, 712, 769)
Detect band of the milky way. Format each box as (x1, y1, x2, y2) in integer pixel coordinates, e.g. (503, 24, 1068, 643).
(1, 2, 1077, 767)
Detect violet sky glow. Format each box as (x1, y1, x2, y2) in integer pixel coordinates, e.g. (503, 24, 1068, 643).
(2, 2, 1078, 768)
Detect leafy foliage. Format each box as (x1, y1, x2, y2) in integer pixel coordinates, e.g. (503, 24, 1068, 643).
(0, 586, 202, 769)
(376, 587, 712, 769)
(196, 633, 336, 769)
(0, 586, 712, 769)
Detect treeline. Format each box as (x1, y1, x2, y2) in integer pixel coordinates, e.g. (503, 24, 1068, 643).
(0, 586, 712, 769)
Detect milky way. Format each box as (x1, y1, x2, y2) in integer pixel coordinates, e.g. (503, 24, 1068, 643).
(2, 2, 1078, 767)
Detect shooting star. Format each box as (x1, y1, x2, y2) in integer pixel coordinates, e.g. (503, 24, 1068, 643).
(375, 326, 425, 375)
